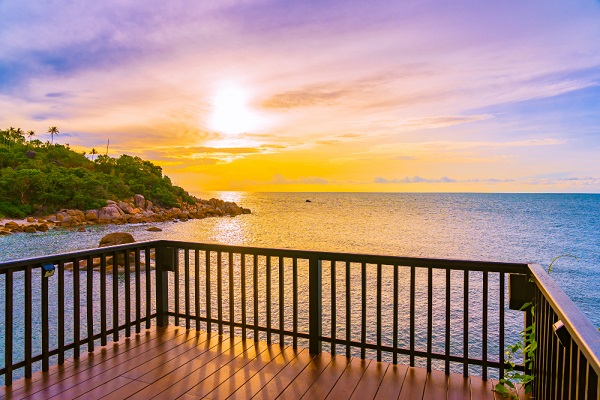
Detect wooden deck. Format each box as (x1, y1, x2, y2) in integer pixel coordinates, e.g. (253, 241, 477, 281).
(1, 326, 504, 400)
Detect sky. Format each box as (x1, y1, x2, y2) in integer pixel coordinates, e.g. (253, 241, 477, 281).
(1, 0, 600, 193)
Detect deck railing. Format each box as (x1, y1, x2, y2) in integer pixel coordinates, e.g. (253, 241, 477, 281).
(1, 240, 599, 399)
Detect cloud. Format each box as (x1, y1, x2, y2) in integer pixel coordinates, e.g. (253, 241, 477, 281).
(374, 176, 457, 184)
(272, 174, 329, 185)
(392, 155, 415, 160)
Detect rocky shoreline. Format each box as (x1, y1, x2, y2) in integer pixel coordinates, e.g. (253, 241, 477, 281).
(0, 194, 251, 236)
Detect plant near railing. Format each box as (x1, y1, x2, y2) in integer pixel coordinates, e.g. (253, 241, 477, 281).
(494, 254, 577, 399)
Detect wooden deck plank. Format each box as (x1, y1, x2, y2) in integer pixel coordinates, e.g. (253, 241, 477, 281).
(300, 355, 351, 400)
(248, 348, 316, 400)
(227, 346, 302, 400)
(5, 328, 487, 400)
(39, 328, 201, 400)
(373, 363, 409, 400)
(350, 360, 388, 400)
(470, 376, 496, 400)
(196, 344, 288, 399)
(326, 358, 371, 400)
(447, 372, 471, 400)
(397, 367, 428, 400)
(181, 340, 273, 399)
(277, 353, 334, 400)
(0, 326, 177, 400)
(423, 369, 448, 400)
(126, 335, 244, 399)
(13, 327, 191, 400)
(120, 331, 210, 380)
(50, 330, 210, 400)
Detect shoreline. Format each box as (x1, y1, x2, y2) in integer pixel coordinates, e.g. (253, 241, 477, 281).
(1, 194, 250, 236)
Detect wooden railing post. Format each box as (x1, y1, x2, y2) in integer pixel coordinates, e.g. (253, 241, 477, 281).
(155, 244, 174, 327)
(309, 257, 322, 354)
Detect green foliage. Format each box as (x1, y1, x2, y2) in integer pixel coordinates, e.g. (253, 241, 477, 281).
(495, 302, 536, 399)
(0, 126, 196, 217)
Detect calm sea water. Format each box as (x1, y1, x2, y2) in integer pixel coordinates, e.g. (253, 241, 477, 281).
(0, 192, 599, 382)
(1, 192, 598, 325)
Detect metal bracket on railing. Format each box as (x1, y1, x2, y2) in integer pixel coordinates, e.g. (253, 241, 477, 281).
(553, 320, 570, 347)
(42, 263, 55, 278)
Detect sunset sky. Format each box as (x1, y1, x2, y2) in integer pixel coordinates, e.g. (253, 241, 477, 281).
(1, 0, 600, 193)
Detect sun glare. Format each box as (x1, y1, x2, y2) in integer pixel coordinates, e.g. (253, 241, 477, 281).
(208, 85, 262, 135)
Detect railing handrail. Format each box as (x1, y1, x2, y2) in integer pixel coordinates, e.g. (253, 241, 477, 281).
(528, 262, 600, 376)
(0, 239, 531, 274)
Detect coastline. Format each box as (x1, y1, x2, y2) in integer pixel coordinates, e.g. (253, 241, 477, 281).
(1, 194, 250, 236)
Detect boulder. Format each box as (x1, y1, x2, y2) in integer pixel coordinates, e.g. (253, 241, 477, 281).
(24, 226, 37, 233)
(37, 223, 49, 232)
(146, 226, 162, 232)
(0, 230, 11, 236)
(85, 210, 98, 221)
(77, 227, 86, 232)
(145, 200, 153, 211)
(26, 216, 35, 223)
(25, 150, 37, 159)
(4, 221, 20, 230)
(99, 232, 135, 247)
(134, 194, 145, 209)
(117, 201, 135, 214)
(98, 205, 124, 220)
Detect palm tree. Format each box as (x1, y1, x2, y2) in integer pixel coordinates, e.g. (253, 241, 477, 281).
(90, 148, 98, 161)
(48, 126, 59, 144)
(27, 130, 35, 142)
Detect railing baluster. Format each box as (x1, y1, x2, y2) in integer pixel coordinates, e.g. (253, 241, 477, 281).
(393, 264, 398, 365)
(293, 258, 298, 349)
(195, 249, 200, 331)
(24, 265, 32, 378)
(309, 257, 322, 354)
(42, 262, 50, 370)
(445, 267, 450, 374)
(145, 247, 151, 329)
(229, 252, 234, 335)
(330, 261, 336, 355)
(376, 263, 382, 362)
(361, 261, 366, 359)
(73, 257, 81, 358)
(482, 270, 488, 380)
(173, 248, 180, 327)
(499, 272, 505, 380)
(346, 261, 351, 358)
(427, 265, 432, 372)
(253, 254, 258, 341)
(241, 254, 246, 338)
(112, 251, 118, 342)
(125, 250, 131, 337)
(217, 251, 222, 335)
(205, 250, 212, 333)
(100, 255, 107, 346)
(185, 248, 191, 330)
(410, 265, 415, 366)
(135, 249, 141, 334)
(266, 255, 272, 344)
(463, 269, 469, 377)
(279, 256, 284, 346)
(58, 260, 65, 364)
(5, 268, 13, 385)
(86, 255, 94, 352)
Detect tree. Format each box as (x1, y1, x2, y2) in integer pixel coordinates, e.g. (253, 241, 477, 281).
(27, 130, 35, 142)
(48, 126, 59, 144)
(90, 148, 98, 161)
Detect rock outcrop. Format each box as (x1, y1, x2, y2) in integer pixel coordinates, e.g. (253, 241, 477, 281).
(1, 194, 250, 234)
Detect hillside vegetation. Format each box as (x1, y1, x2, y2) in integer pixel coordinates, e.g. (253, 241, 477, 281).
(0, 127, 196, 218)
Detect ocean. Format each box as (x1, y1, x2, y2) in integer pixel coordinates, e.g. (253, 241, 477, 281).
(1, 192, 598, 326)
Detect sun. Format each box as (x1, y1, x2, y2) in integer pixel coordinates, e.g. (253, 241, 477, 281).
(208, 84, 262, 135)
